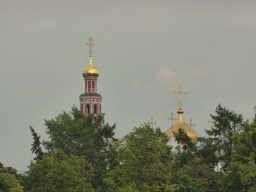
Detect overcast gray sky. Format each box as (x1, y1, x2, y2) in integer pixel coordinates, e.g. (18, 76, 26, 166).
(1, 0, 256, 172)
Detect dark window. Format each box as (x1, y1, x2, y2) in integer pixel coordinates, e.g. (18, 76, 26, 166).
(80, 104, 83, 112)
(87, 104, 90, 114)
(94, 104, 97, 114)
(92, 81, 94, 88)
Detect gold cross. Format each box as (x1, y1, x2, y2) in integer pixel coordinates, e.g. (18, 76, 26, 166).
(148, 117, 156, 128)
(208, 119, 215, 138)
(167, 112, 177, 126)
(186, 118, 195, 127)
(173, 84, 188, 109)
(87, 36, 95, 57)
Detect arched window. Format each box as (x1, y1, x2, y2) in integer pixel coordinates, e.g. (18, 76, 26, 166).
(87, 104, 90, 114)
(94, 104, 97, 114)
(80, 104, 83, 112)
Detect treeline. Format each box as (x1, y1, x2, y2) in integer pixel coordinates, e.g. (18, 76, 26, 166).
(1, 104, 256, 191)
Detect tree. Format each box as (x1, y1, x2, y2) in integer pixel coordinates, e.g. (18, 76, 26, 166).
(104, 124, 175, 192)
(0, 174, 11, 192)
(0, 162, 23, 192)
(206, 104, 243, 171)
(172, 128, 197, 169)
(40, 106, 117, 191)
(29, 126, 44, 161)
(27, 149, 94, 192)
(173, 128, 195, 151)
(196, 136, 219, 169)
(175, 174, 206, 192)
(175, 157, 220, 192)
(218, 112, 256, 191)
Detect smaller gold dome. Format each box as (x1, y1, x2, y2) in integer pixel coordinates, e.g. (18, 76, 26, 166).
(165, 109, 198, 143)
(82, 57, 99, 78)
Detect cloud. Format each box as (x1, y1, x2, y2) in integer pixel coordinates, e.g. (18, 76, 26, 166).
(129, 66, 177, 105)
(156, 66, 177, 82)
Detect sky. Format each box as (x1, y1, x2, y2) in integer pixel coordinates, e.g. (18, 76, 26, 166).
(0, 0, 256, 173)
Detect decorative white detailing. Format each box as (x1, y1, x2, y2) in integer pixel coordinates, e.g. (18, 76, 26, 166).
(86, 101, 90, 103)
(94, 101, 98, 103)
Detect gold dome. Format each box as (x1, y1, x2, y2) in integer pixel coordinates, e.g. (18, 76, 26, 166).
(165, 109, 198, 143)
(82, 57, 99, 78)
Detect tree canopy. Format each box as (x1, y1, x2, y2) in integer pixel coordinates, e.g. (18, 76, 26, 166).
(18, 104, 256, 191)
(30, 106, 117, 191)
(27, 149, 94, 192)
(104, 124, 175, 192)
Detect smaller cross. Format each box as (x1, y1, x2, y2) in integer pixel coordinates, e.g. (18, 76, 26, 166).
(167, 113, 177, 126)
(186, 118, 195, 127)
(87, 36, 95, 57)
(208, 120, 215, 128)
(148, 117, 156, 128)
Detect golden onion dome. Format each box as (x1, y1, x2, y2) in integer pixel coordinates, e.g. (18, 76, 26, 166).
(82, 57, 99, 78)
(165, 109, 198, 143)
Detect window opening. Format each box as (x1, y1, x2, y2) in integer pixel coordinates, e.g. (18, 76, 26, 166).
(87, 104, 90, 114)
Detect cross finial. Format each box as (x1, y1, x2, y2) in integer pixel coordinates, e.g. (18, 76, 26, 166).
(148, 117, 156, 128)
(186, 118, 195, 127)
(167, 112, 177, 126)
(87, 36, 95, 57)
(173, 84, 188, 109)
(208, 120, 215, 128)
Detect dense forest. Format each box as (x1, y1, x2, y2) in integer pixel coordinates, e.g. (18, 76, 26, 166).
(1, 104, 256, 192)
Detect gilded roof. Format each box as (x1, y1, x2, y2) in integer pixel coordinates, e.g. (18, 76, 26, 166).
(82, 57, 99, 78)
(165, 109, 198, 143)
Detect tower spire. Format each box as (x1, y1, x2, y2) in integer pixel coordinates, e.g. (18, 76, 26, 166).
(87, 36, 95, 57)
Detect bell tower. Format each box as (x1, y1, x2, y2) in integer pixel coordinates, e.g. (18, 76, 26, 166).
(79, 37, 103, 121)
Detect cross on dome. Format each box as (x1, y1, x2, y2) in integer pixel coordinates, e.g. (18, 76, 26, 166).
(87, 36, 95, 57)
(173, 84, 188, 110)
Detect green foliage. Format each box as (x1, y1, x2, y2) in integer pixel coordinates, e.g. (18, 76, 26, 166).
(21, 104, 256, 191)
(3, 173, 23, 192)
(232, 114, 256, 164)
(39, 106, 117, 191)
(206, 104, 243, 171)
(29, 126, 44, 161)
(173, 151, 196, 170)
(0, 163, 19, 180)
(27, 148, 94, 192)
(219, 113, 256, 191)
(173, 128, 195, 151)
(172, 128, 197, 169)
(197, 136, 218, 168)
(176, 157, 220, 192)
(104, 124, 175, 192)
(175, 174, 206, 192)
(0, 163, 23, 192)
(0, 174, 11, 192)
